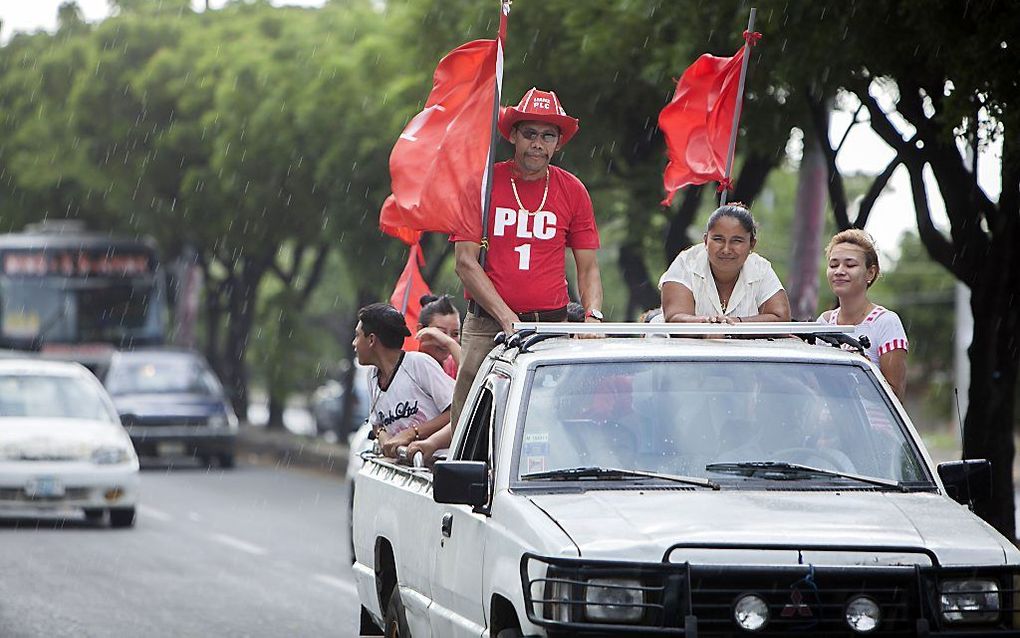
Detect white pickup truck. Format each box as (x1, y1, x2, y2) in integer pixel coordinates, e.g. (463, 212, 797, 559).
(353, 323, 1019, 637)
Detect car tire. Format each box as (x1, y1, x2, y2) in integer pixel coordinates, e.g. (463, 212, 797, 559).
(495, 630, 523, 638)
(109, 507, 136, 528)
(359, 604, 383, 636)
(219, 454, 235, 469)
(83, 508, 104, 524)
(383, 584, 410, 638)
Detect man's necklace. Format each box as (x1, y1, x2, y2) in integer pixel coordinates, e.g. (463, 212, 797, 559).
(510, 170, 549, 216)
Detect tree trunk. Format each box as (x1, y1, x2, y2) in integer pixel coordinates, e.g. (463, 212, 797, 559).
(965, 285, 1019, 539)
(664, 186, 704, 264)
(787, 120, 829, 320)
(267, 395, 286, 430)
(223, 258, 266, 419)
(619, 240, 661, 321)
(964, 170, 1020, 538)
(731, 151, 777, 208)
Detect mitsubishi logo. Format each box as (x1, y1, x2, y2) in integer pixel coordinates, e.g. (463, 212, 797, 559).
(780, 588, 814, 618)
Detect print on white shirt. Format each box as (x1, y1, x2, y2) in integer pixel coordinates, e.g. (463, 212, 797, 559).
(367, 351, 454, 437)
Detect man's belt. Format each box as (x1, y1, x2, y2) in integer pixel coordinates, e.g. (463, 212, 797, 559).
(473, 305, 568, 323)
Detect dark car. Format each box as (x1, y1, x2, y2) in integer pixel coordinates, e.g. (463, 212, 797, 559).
(102, 349, 238, 468)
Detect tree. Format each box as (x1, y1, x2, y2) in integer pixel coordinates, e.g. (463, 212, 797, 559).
(754, 0, 1020, 536)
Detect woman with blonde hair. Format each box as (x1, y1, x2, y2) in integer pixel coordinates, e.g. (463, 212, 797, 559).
(819, 229, 908, 399)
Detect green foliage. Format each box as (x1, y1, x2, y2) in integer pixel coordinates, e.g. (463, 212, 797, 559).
(0, 0, 1008, 422)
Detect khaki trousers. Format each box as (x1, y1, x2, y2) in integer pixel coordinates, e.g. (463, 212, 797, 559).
(451, 312, 503, 430)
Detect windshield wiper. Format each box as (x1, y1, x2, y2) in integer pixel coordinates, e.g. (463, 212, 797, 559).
(521, 466, 719, 490)
(704, 461, 912, 491)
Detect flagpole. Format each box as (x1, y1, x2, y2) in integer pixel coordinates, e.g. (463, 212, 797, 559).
(398, 243, 417, 314)
(720, 7, 756, 207)
(473, 0, 510, 311)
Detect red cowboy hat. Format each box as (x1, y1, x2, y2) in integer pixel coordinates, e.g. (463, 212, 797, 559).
(498, 88, 580, 146)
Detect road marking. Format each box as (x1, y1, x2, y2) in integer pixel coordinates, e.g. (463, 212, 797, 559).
(313, 573, 358, 596)
(138, 505, 171, 522)
(209, 533, 268, 556)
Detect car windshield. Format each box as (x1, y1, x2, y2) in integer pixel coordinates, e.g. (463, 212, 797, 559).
(516, 360, 929, 485)
(105, 356, 222, 396)
(0, 374, 115, 421)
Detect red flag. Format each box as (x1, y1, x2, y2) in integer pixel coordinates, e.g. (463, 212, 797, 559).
(389, 244, 431, 351)
(379, 39, 499, 243)
(658, 46, 746, 206)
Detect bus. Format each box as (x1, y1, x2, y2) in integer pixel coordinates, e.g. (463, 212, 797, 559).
(0, 222, 168, 356)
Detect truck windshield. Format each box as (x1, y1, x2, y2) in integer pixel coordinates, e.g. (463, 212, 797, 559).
(516, 361, 929, 485)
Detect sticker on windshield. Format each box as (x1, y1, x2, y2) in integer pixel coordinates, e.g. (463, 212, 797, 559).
(526, 456, 546, 473)
(523, 433, 549, 473)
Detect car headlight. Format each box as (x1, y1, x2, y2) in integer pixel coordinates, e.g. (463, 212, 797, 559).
(92, 446, 131, 465)
(941, 579, 1000, 623)
(584, 578, 645, 623)
(207, 413, 228, 428)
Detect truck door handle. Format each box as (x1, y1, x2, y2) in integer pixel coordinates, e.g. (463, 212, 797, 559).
(441, 513, 453, 538)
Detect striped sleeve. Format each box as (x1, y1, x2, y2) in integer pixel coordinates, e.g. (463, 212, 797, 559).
(874, 310, 909, 355)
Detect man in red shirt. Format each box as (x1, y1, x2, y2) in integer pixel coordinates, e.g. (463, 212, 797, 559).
(450, 88, 604, 428)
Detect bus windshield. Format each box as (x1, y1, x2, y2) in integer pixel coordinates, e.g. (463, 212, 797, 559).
(0, 242, 167, 349)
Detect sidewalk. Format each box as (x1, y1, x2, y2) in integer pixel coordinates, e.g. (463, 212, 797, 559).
(237, 424, 349, 477)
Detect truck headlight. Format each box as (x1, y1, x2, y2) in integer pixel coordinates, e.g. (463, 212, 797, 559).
(845, 596, 881, 633)
(543, 571, 573, 623)
(92, 446, 131, 465)
(941, 579, 1000, 623)
(584, 578, 645, 623)
(734, 594, 769, 632)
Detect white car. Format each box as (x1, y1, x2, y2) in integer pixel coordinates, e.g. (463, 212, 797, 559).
(353, 323, 1017, 637)
(0, 359, 139, 527)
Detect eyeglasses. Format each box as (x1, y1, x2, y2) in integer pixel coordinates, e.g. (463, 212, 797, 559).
(517, 127, 559, 144)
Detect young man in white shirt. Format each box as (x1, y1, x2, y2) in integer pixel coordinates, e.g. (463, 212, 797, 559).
(352, 303, 454, 458)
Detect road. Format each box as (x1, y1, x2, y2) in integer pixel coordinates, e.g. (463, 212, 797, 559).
(0, 463, 359, 638)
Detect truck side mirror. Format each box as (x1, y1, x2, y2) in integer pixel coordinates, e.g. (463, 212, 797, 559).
(938, 459, 991, 507)
(433, 461, 488, 507)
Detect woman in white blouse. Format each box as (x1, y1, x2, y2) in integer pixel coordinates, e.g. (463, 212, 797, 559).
(660, 204, 791, 324)
(818, 229, 908, 399)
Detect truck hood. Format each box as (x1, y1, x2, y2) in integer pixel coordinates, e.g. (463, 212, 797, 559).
(527, 489, 1010, 567)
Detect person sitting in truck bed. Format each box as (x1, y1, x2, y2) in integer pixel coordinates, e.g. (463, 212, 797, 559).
(352, 303, 454, 459)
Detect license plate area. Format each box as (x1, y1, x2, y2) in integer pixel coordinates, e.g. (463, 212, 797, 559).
(157, 442, 187, 457)
(25, 477, 65, 498)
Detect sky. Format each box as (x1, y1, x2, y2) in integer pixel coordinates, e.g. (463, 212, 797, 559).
(0, 1, 1003, 260)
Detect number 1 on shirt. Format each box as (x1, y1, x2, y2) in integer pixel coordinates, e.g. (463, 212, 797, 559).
(514, 244, 531, 270)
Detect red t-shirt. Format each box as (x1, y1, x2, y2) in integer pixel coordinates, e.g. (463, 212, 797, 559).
(451, 160, 600, 312)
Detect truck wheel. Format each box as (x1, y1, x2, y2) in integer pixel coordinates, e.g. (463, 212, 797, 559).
(359, 605, 383, 636)
(383, 584, 410, 638)
(218, 453, 235, 469)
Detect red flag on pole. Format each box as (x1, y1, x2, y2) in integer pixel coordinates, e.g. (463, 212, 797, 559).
(658, 47, 747, 207)
(389, 244, 431, 351)
(379, 38, 499, 243)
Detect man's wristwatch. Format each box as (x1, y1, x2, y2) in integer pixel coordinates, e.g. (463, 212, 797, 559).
(586, 308, 604, 322)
